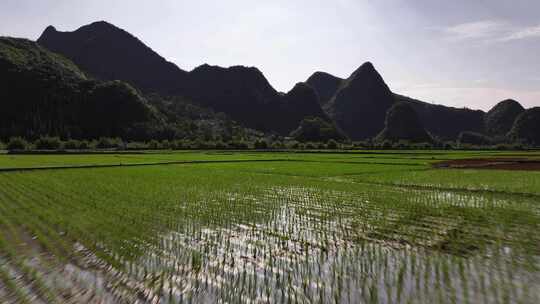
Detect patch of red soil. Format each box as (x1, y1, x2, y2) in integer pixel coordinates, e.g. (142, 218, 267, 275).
(433, 158, 540, 171)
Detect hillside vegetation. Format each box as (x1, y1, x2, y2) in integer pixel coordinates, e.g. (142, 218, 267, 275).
(509, 107, 540, 145)
(0, 37, 259, 143)
(485, 99, 525, 136)
(0, 37, 160, 140)
(375, 102, 432, 143)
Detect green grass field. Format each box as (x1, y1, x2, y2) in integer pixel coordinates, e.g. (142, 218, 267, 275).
(0, 150, 539, 303)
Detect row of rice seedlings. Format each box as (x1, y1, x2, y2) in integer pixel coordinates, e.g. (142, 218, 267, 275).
(16, 170, 172, 266)
(0, 185, 68, 266)
(0, 183, 165, 303)
(0, 206, 60, 303)
(168, 180, 532, 302)
(1, 163, 539, 303)
(26, 176, 196, 300)
(343, 185, 539, 256)
(1, 180, 77, 258)
(0, 239, 32, 304)
(0, 174, 142, 301)
(102, 184, 539, 303)
(42, 171, 268, 300)
(351, 165, 540, 196)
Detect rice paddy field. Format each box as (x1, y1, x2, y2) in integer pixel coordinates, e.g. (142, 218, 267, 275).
(0, 150, 539, 303)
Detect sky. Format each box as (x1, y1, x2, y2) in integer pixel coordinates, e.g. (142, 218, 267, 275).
(1, 0, 539, 111)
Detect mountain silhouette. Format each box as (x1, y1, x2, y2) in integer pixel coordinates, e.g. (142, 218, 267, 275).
(306, 71, 343, 107)
(38, 21, 188, 95)
(34, 21, 533, 144)
(508, 107, 540, 145)
(395, 95, 485, 139)
(39, 22, 328, 135)
(375, 102, 432, 143)
(324, 62, 396, 140)
(291, 117, 346, 142)
(280, 82, 331, 134)
(484, 99, 525, 136)
(185, 64, 328, 134)
(185, 64, 281, 131)
(306, 66, 487, 140)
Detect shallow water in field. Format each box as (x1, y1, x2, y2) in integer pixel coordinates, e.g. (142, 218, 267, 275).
(116, 186, 540, 303)
(1, 175, 539, 303)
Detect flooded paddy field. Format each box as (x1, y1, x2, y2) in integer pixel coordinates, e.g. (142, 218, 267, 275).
(0, 151, 539, 303)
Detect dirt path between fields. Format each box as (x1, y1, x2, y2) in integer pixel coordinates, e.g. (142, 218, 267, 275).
(434, 158, 540, 171)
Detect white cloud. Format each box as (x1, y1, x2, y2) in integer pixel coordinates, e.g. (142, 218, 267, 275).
(499, 25, 540, 42)
(443, 20, 540, 43)
(444, 20, 508, 41)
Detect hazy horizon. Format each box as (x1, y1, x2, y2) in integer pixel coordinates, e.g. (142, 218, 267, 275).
(1, 0, 539, 111)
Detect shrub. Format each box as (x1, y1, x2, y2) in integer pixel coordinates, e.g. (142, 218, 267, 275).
(126, 142, 147, 150)
(64, 139, 81, 149)
(413, 142, 434, 150)
(161, 140, 171, 149)
(182, 140, 194, 149)
(192, 139, 205, 149)
(34, 136, 62, 150)
(327, 139, 338, 149)
(96, 137, 123, 149)
(458, 132, 492, 146)
(254, 139, 269, 150)
(287, 141, 300, 149)
(148, 139, 160, 150)
(230, 140, 249, 149)
(380, 140, 392, 149)
(170, 140, 182, 150)
(183, 140, 195, 149)
(7, 137, 29, 151)
(399, 140, 412, 149)
(494, 143, 524, 151)
(342, 143, 354, 150)
(79, 140, 90, 150)
(271, 141, 284, 150)
(170, 140, 189, 150)
(305, 142, 316, 149)
(352, 141, 369, 149)
(442, 141, 455, 150)
(201, 141, 216, 149)
(214, 141, 228, 149)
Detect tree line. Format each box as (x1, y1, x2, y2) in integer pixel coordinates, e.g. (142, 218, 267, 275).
(1, 135, 530, 152)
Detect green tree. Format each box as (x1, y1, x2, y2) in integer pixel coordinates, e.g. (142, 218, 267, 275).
(7, 137, 29, 151)
(35, 136, 62, 150)
(327, 139, 338, 149)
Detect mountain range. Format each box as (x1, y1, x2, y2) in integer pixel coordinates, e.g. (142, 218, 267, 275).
(0, 37, 250, 141)
(38, 22, 328, 135)
(0, 20, 537, 145)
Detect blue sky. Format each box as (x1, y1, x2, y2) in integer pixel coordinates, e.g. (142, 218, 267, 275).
(1, 0, 539, 110)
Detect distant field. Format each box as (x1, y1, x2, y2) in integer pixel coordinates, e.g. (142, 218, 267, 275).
(0, 150, 539, 303)
(1, 149, 538, 169)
